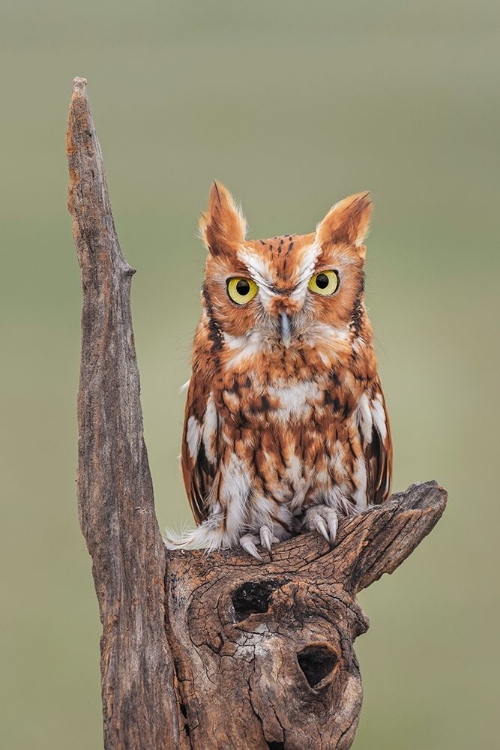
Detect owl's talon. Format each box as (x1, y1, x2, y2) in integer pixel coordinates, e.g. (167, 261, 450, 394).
(304, 506, 339, 546)
(239, 534, 263, 561)
(326, 512, 338, 544)
(259, 526, 274, 557)
(314, 517, 330, 543)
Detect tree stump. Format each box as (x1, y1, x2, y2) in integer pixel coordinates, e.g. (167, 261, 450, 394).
(67, 77, 447, 750)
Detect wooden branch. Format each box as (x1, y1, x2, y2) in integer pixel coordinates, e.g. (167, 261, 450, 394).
(166, 481, 446, 749)
(67, 78, 447, 750)
(67, 77, 182, 750)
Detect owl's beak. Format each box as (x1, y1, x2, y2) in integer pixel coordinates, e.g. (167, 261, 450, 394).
(280, 312, 292, 348)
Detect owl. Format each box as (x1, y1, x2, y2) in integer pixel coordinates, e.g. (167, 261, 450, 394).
(165, 182, 392, 560)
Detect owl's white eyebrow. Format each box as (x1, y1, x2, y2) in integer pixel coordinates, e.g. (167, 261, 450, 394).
(237, 249, 273, 288)
(290, 242, 321, 299)
(237, 248, 276, 302)
(237, 242, 321, 298)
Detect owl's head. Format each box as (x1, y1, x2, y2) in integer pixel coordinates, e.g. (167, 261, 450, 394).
(198, 182, 372, 355)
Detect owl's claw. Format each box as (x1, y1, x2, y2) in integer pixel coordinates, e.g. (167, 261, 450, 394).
(304, 506, 339, 546)
(239, 533, 263, 561)
(259, 526, 275, 557)
(314, 517, 330, 543)
(239, 527, 279, 560)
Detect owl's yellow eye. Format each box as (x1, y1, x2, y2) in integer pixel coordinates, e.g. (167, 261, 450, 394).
(227, 277, 258, 305)
(308, 270, 339, 296)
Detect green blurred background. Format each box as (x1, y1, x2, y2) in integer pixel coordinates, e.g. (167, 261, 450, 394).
(1, 1, 499, 748)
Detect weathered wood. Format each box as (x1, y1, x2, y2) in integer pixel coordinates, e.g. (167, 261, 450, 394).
(67, 77, 182, 750)
(67, 77, 447, 750)
(166, 481, 446, 749)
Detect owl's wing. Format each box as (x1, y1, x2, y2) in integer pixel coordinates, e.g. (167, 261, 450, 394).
(361, 383, 393, 504)
(181, 374, 220, 525)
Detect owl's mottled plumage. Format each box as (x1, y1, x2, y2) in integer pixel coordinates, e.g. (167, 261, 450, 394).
(166, 182, 392, 559)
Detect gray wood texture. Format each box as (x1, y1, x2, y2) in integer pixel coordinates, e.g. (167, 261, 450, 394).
(67, 77, 181, 750)
(67, 77, 447, 750)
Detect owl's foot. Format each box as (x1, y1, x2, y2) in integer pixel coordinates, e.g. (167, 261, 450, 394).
(239, 526, 280, 561)
(303, 506, 339, 546)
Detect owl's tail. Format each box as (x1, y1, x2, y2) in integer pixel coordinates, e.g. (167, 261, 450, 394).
(163, 515, 231, 552)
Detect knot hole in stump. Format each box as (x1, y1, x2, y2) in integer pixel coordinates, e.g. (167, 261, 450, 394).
(297, 644, 339, 688)
(231, 579, 285, 622)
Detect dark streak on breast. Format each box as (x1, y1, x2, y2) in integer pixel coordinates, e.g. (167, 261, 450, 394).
(330, 369, 342, 388)
(277, 436, 288, 472)
(238, 408, 250, 427)
(261, 394, 271, 412)
(227, 379, 239, 394)
(324, 390, 342, 413)
(249, 394, 272, 415)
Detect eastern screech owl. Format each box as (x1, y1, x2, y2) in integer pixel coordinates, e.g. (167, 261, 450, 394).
(166, 182, 392, 560)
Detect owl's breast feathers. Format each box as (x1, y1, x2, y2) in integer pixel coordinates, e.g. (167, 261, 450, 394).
(182, 340, 392, 532)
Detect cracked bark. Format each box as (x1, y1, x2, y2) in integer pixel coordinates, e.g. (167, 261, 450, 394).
(67, 77, 447, 750)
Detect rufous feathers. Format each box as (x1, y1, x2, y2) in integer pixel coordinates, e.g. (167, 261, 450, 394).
(165, 183, 392, 559)
(316, 192, 372, 250)
(199, 181, 247, 256)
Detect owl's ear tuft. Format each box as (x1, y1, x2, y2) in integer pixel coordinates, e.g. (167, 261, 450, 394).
(199, 181, 247, 256)
(316, 192, 372, 249)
